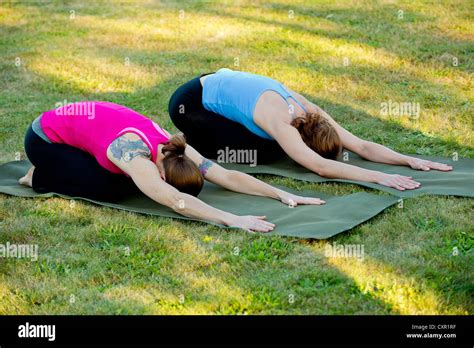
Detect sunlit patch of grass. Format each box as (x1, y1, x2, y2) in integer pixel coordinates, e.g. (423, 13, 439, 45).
(327, 256, 466, 314)
(0, 6, 27, 26)
(330, 196, 474, 314)
(0, 280, 28, 314)
(28, 52, 157, 93)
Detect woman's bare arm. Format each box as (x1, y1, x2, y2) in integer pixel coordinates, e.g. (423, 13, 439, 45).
(106, 133, 275, 232)
(266, 120, 420, 191)
(184, 145, 325, 206)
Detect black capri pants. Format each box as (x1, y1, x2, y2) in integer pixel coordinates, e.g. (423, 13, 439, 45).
(168, 74, 286, 164)
(24, 124, 139, 202)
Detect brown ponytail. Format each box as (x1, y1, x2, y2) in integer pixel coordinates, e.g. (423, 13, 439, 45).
(162, 133, 187, 157)
(291, 112, 342, 159)
(162, 134, 204, 197)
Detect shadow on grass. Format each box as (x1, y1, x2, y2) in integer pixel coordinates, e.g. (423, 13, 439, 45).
(0, 203, 396, 314)
(6, 58, 471, 158)
(7, 0, 472, 64)
(0, 192, 471, 314)
(3, 1, 469, 153)
(189, 1, 473, 72)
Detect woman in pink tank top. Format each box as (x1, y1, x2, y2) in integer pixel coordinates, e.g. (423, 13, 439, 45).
(20, 101, 325, 232)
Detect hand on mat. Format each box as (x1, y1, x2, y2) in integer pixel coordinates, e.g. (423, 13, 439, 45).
(279, 192, 326, 207)
(376, 173, 420, 191)
(407, 157, 453, 172)
(227, 215, 275, 233)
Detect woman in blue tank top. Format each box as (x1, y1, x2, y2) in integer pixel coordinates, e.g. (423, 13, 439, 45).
(169, 69, 452, 192)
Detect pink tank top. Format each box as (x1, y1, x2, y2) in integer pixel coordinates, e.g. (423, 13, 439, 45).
(40, 101, 170, 174)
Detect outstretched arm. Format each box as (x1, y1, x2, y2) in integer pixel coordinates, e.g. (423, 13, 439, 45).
(268, 122, 420, 191)
(287, 88, 452, 172)
(184, 145, 325, 206)
(107, 133, 275, 233)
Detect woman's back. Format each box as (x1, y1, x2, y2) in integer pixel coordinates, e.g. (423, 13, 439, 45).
(40, 101, 169, 173)
(202, 68, 290, 140)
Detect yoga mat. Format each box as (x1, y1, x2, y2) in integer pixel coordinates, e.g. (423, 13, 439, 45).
(0, 160, 399, 239)
(221, 153, 474, 198)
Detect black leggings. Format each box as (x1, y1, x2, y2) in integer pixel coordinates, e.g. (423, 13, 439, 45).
(168, 75, 286, 163)
(24, 125, 139, 202)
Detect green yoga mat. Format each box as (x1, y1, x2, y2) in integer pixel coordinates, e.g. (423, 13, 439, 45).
(0, 160, 399, 239)
(221, 153, 474, 198)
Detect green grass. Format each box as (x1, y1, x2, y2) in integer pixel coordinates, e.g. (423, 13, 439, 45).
(0, 0, 473, 314)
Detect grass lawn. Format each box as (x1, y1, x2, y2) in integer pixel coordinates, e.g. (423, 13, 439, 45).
(0, 0, 472, 314)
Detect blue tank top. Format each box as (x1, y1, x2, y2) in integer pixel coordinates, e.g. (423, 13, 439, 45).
(202, 68, 307, 140)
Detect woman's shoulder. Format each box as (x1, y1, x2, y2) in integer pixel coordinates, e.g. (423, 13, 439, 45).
(217, 67, 233, 74)
(106, 132, 152, 164)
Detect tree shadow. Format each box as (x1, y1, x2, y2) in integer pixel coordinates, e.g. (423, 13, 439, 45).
(0, 195, 399, 315)
(8, 49, 471, 158)
(186, 1, 473, 73)
(8, 0, 468, 154)
(163, 227, 401, 314)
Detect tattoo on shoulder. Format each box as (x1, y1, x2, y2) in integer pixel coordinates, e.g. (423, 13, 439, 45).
(198, 158, 214, 176)
(110, 136, 151, 162)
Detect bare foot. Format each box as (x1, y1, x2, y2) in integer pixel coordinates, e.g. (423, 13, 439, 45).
(19, 166, 35, 187)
